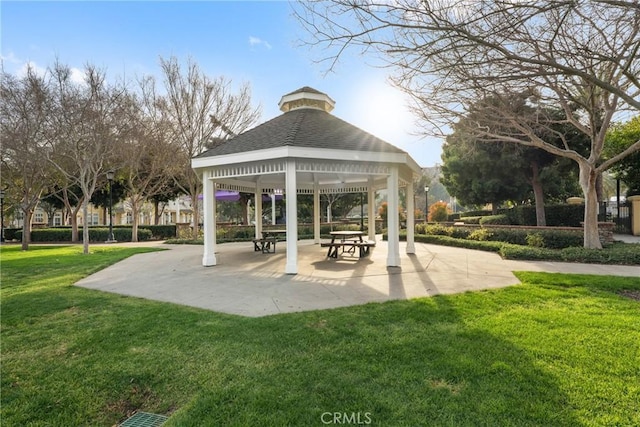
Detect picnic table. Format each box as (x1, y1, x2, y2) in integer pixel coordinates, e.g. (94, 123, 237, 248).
(252, 229, 286, 253)
(320, 231, 375, 259)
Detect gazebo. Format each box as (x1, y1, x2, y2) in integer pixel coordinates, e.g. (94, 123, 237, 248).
(192, 87, 422, 274)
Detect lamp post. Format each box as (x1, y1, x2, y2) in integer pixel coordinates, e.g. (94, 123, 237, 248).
(106, 170, 116, 243)
(424, 186, 430, 223)
(0, 189, 5, 243)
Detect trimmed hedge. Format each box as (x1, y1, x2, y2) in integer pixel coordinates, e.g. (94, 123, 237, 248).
(392, 232, 640, 265)
(138, 225, 176, 239)
(416, 223, 583, 249)
(479, 214, 510, 225)
(499, 242, 640, 265)
(459, 216, 482, 224)
(453, 204, 586, 227)
(4, 228, 21, 241)
(16, 227, 152, 242)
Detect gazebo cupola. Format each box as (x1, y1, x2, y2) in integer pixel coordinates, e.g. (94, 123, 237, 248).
(278, 86, 335, 113)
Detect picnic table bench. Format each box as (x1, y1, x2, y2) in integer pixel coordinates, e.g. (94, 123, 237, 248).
(321, 240, 376, 258)
(253, 237, 277, 253)
(321, 231, 375, 259)
(251, 230, 286, 254)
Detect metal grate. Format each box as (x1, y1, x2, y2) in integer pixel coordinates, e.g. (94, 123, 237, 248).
(119, 412, 168, 427)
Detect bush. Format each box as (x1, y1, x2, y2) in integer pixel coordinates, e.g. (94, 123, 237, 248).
(506, 204, 584, 226)
(424, 224, 454, 236)
(468, 228, 493, 241)
(428, 201, 450, 222)
(526, 233, 545, 248)
(480, 214, 511, 225)
(138, 225, 176, 239)
(4, 228, 21, 241)
(16, 227, 152, 242)
(500, 242, 639, 265)
(459, 216, 482, 224)
(477, 227, 583, 249)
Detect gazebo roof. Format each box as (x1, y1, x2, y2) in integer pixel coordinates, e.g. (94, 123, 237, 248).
(195, 107, 405, 158)
(192, 86, 421, 193)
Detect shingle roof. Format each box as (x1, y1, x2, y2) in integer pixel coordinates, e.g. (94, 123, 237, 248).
(284, 86, 326, 96)
(196, 108, 405, 158)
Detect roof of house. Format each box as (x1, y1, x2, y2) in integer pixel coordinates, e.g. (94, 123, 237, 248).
(195, 107, 406, 158)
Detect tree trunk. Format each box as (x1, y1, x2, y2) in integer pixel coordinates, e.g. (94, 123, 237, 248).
(154, 200, 160, 225)
(82, 200, 90, 254)
(21, 209, 33, 251)
(71, 211, 80, 242)
(578, 162, 602, 249)
(491, 203, 498, 215)
(131, 198, 140, 243)
(530, 161, 546, 226)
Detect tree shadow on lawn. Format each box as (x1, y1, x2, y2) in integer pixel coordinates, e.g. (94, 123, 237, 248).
(165, 296, 581, 427)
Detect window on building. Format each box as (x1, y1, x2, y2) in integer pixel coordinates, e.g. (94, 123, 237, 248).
(34, 212, 45, 223)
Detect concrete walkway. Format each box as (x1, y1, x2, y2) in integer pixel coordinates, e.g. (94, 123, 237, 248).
(75, 238, 640, 317)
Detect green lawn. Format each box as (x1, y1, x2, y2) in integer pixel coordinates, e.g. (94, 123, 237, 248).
(1, 245, 639, 426)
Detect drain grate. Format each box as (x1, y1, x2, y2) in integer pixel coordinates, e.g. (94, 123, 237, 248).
(119, 412, 168, 427)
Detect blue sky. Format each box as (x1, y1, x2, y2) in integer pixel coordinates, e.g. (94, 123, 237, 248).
(1, 1, 443, 167)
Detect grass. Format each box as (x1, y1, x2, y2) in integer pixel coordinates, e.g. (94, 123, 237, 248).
(1, 246, 639, 426)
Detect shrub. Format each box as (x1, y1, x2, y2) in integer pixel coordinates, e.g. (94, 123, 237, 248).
(428, 201, 450, 222)
(16, 227, 152, 242)
(479, 214, 510, 225)
(139, 225, 176, 239)
(499, 242, 639, 265)
(468, 228, 493, 241)
(459, 216, 482, 224)
(4, 228, 21, 241)
(526, 233, 545, 248)
(425, 224, 455, 236)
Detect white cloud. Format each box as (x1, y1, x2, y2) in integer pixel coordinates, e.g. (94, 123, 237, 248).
(17, 60, 47, 78)
(1, 51, 22, 65)
(70, 67, 85, 84)
(248, 36, 272, 50)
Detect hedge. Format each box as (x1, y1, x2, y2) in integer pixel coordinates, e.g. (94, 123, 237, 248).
(390, 232, 639, 265)
(453, 204, 586, 227)
(479, 214, 510, 225)
(16, 227, 152, 242)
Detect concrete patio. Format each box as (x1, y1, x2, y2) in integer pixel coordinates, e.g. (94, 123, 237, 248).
(75, 239, 640, 317)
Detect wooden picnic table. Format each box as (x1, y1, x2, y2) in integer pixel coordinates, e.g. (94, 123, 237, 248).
(252, 229, 286, 253)
(321, 231, 375, 259)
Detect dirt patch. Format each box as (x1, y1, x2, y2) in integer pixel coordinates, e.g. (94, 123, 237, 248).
(618, 290, 640, 301)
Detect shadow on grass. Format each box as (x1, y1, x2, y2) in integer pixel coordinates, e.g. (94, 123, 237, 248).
(165, 296, 581, 426)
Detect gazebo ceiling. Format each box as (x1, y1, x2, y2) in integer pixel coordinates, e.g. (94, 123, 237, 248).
(192, 87, 421, 192)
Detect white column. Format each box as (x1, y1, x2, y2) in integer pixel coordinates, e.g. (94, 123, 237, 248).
(406, 180, 415, 254)
(202, 173, 217, 266)
(176, 198, 181, 224)
(255, 188, 262, 239)
(285, 160, 298, 274)
(386, 166, 401, 267)
(313, 184, 320, 244)
(271, 194, 276, 225)
(368, 178, 376, 242)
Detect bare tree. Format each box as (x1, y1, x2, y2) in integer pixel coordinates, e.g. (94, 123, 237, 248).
(0, 65, 52, 250)
(157, 56, 261, 238)
(296, 0, 640, 248)
(116, 86, 178, 242)
(46, 62, 126, 254)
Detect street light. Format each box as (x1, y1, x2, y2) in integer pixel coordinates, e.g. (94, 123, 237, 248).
(106, 170, 116, 243)
(0, 189, 5, 243)
(424, 186, 430, 223)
